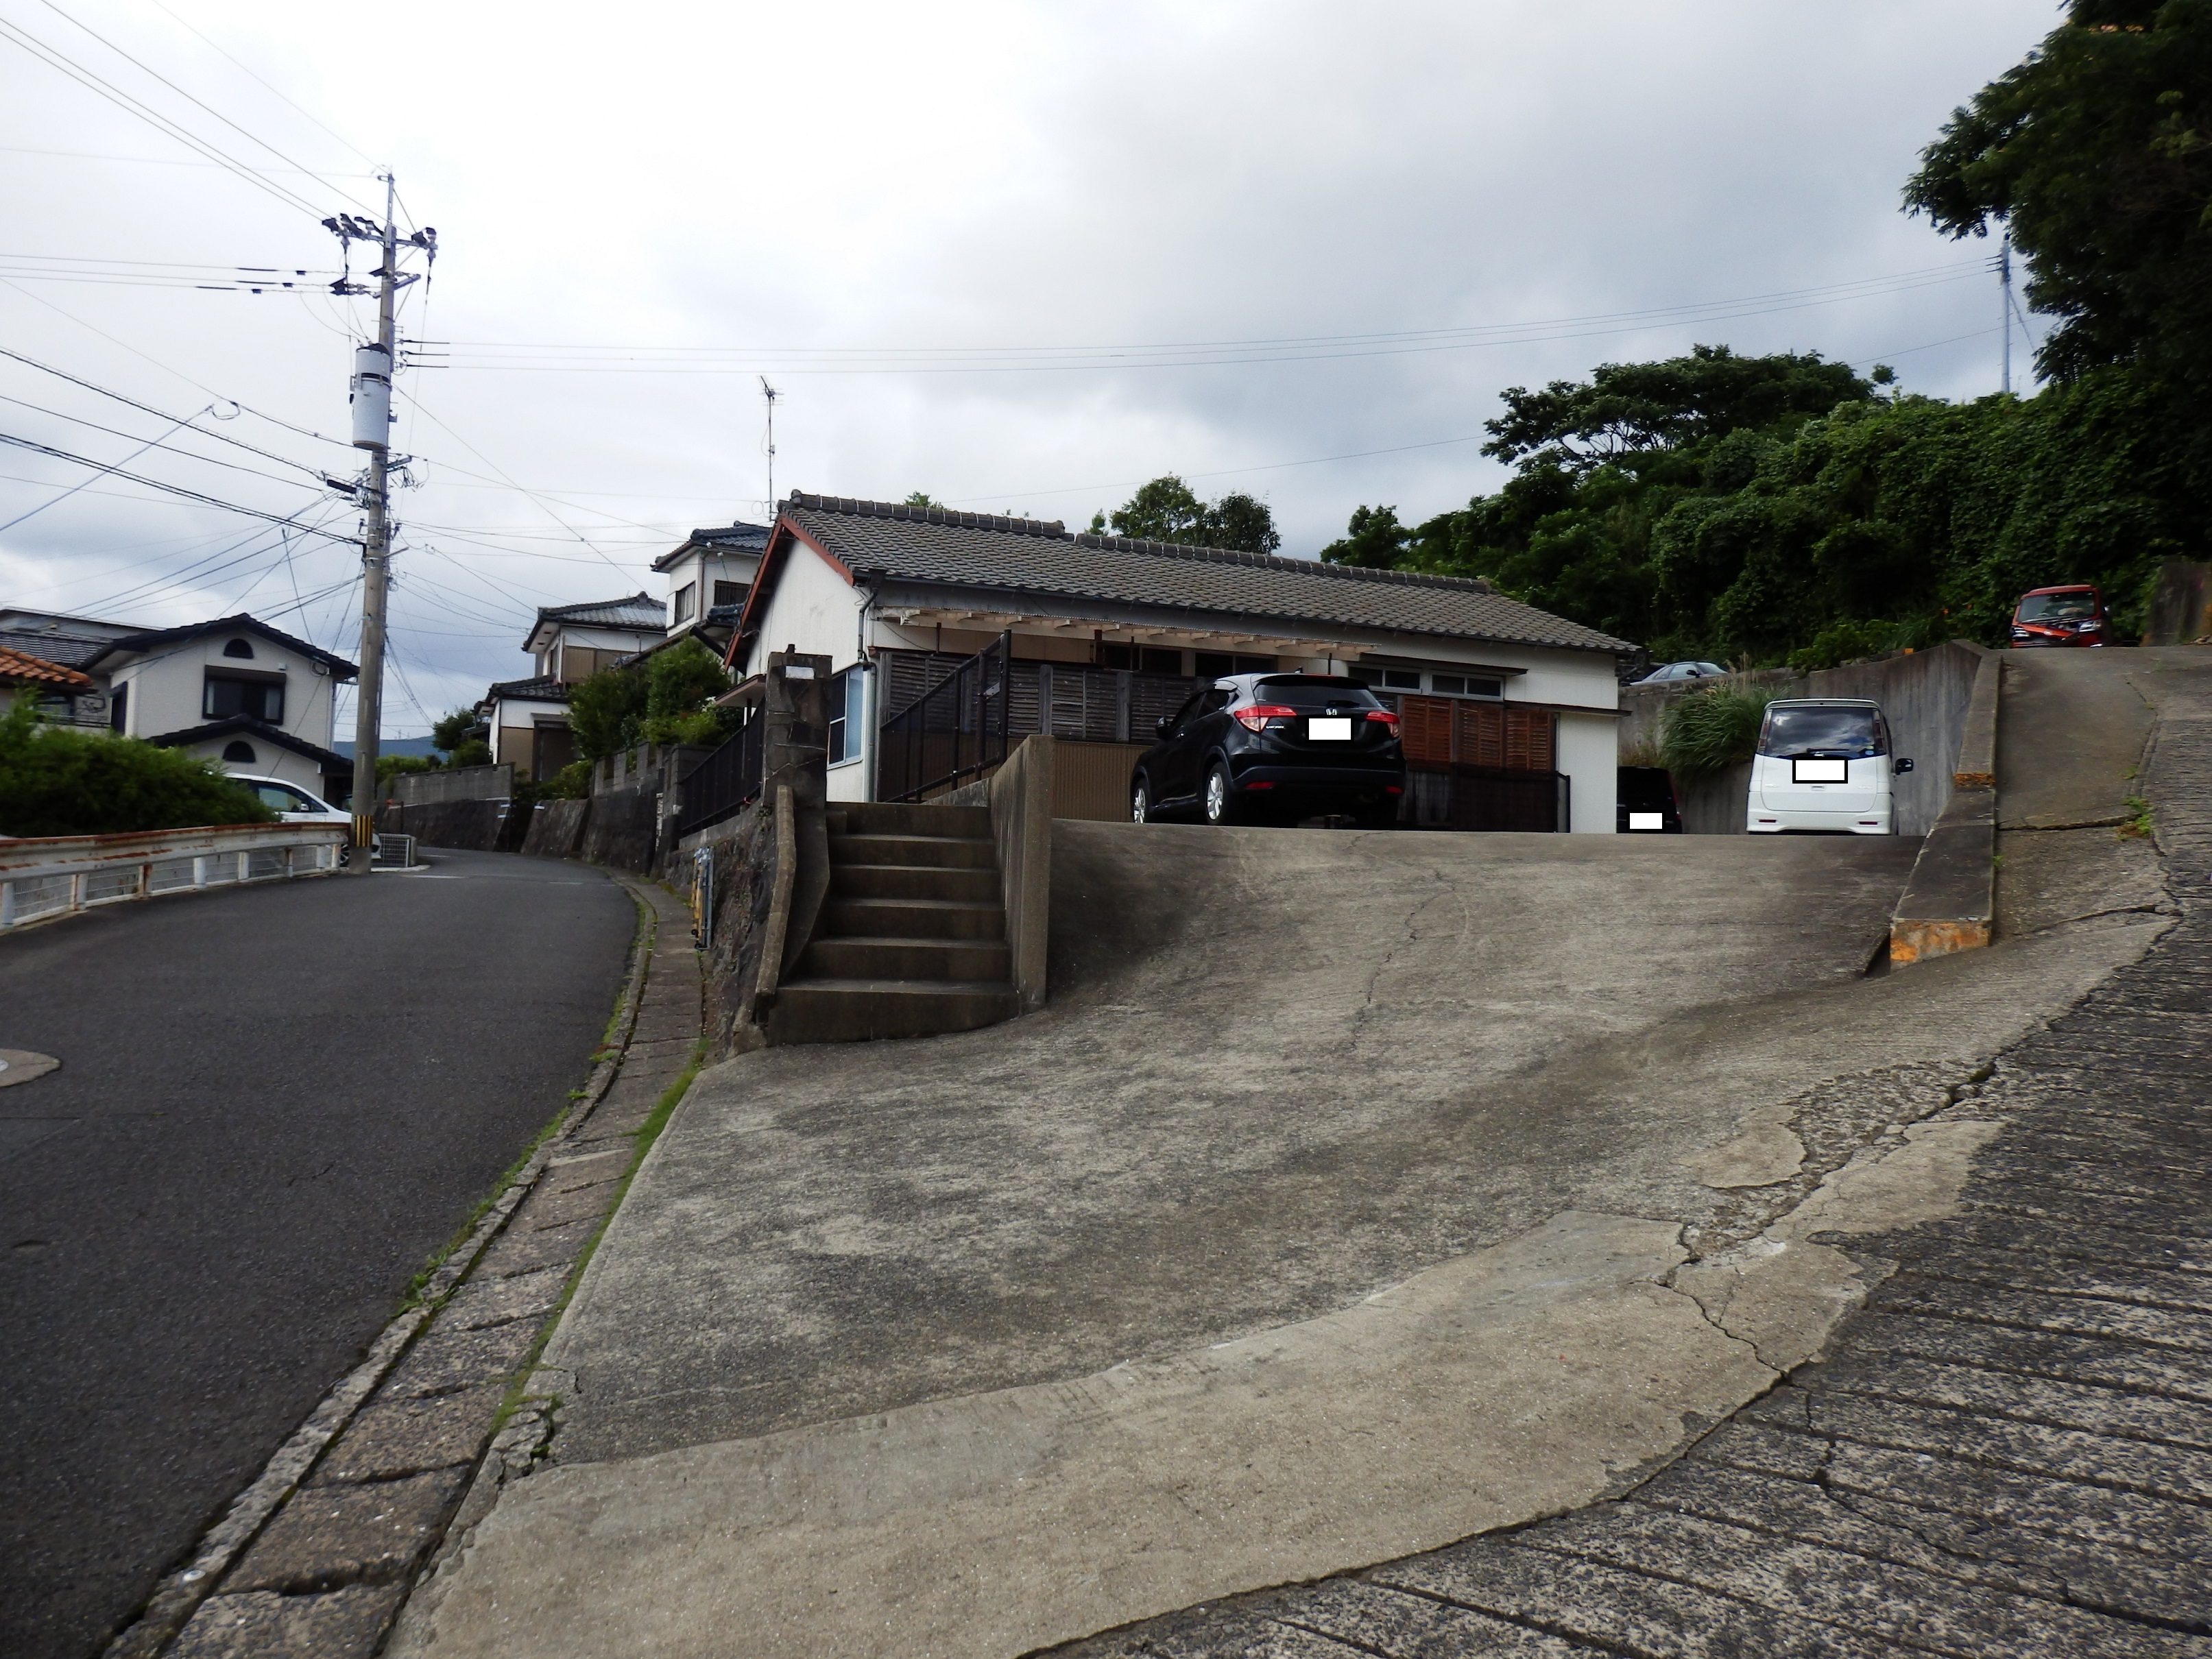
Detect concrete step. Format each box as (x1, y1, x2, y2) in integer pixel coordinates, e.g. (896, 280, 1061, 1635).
(801, 935, 1012, 982)
(767, 978, 1020, 1044)
(839, 801, 993, 839)
(821, 895, 1007, 941)
(831, 832, 997, 870)
(832, 862, 1000, 903)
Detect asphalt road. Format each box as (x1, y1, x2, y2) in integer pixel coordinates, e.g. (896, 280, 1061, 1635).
(0, 849, 634, 1659)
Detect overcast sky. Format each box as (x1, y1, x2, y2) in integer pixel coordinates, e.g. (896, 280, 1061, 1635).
(0, 0, 2057, 735)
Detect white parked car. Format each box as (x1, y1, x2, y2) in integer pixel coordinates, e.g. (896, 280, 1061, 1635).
(1746, 700, 1913, 835)
(235, 775, 350, 826)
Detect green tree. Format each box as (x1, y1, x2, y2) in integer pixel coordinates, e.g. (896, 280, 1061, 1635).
(903, 492, 943, 508)
(0, 700, 276, 836)
(1100, 475, 1283, 554)
(640, 635, 735, 746)
(1904, 0, 2212, 390)
(430, 706, 484, 755)
(568, 664, 649, 760)
(1318, 505, 1411, 568)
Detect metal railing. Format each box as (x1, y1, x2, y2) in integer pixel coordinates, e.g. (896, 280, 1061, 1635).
(670, 702, 765, 841)
(0, 822, 350, 931)
(877, 631, 1013, 802)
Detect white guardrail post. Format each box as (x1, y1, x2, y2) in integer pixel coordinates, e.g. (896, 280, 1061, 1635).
(0, 823, 350, 932)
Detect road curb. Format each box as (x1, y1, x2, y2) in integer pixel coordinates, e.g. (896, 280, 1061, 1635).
(104, 870, 701, 1659)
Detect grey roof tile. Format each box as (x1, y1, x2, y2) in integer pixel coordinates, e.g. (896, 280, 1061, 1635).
(536, 592, 666, 630)
(780, 495, 1633, 655)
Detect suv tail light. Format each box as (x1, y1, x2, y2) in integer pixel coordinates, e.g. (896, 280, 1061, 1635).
(1232, 703, 1299, 731)
(1364, 709, 1400, 733)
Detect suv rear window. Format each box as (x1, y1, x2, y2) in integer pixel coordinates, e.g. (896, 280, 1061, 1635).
(1250, 676, 1382, 710)
(1757, 704, 1886, 758)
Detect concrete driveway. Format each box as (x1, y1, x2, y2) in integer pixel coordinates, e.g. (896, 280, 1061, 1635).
(396, 797, 2165, 1659)
(0, 849, 633, 1659)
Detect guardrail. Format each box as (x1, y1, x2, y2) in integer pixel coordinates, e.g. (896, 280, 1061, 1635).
(0, 822, 350, 931)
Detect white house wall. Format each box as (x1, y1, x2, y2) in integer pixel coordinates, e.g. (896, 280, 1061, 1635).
(195, 738, 324, 792)
(108, 629, 339, 749)
(1555, 714, 1618, 835)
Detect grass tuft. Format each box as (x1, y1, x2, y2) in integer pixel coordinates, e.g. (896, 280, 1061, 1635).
(1659, 682, 1782, 777)
(2118, 795, 2154, 840)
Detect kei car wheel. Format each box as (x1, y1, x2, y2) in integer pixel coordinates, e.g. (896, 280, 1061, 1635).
(1203, 764, 1236, 826)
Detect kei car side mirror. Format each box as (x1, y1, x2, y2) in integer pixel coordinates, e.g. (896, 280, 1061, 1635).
(1894, 758, 1914, 774)
(1155, 716, 1175, 739)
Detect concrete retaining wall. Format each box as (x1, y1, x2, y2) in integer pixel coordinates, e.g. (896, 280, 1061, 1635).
(1625, 641, 1986, 838)
(374, 797, 527, 852)
(520, 799, 589, 860)
(390, 764, 514, 807)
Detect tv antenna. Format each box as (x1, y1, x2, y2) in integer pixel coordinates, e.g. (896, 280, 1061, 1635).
(760, 376, 780, 513)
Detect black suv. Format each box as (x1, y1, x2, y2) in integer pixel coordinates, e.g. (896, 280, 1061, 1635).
(1131, 674, 1405, 827)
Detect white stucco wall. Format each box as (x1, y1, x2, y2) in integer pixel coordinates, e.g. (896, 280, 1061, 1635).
(108, 628, 340, 749)
(1555, 713, 1620, 835)
(199, 738, 327, 794)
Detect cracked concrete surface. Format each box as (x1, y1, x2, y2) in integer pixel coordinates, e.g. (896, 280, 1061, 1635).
(392, 806, 2163, 1658)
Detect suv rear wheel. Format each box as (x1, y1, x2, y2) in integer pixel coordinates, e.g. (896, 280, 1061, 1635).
(1203, 763, 1236, 826)
(1131, 777, 1153, 823)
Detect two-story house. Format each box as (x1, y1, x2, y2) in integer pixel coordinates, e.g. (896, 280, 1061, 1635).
(477, 592, 666, 781)
(653, 522, 769, 647)
(0, 607, 359, 799)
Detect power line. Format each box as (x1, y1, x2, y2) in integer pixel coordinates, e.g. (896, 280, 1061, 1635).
(0, 390, 340, 493)
(29, 0, 375, 214)
(0, 344, 338, 476)
(433, 262, 1985, 376)
(0, 431, 360, 540)
(144, 0, 380, 169)
(0, 13, 327, 219)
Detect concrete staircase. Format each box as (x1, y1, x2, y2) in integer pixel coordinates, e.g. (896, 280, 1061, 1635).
(767, 802, 1020, 1043)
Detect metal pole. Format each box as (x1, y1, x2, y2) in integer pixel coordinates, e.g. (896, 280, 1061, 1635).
(1999, 231, 2012, 397)
(348, 173, 400, 867)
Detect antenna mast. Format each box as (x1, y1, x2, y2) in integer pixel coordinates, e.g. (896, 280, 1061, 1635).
(760, 376, 780, 513)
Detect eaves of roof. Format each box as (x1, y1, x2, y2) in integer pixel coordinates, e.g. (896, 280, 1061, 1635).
(0, 644, 94, 687)
(91, 614, 359, 679)
(145, 714, 349, 771)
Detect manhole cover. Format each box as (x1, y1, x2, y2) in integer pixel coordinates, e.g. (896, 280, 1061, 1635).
(0, 1050, 60, 1088)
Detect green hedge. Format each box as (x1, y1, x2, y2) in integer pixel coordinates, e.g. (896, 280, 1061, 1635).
(0, 699, 277, 836)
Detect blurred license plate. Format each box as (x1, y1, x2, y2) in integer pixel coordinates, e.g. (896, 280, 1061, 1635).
(1628, 812, 1663, 830)
(1308, 718, 1352, 740)
(1793, 758, 1849, 783)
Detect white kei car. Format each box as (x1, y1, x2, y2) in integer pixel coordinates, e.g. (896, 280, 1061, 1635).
(1746, 700, 1914, 835)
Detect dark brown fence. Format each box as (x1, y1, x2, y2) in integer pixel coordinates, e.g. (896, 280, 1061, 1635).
(877, 633, 1013, 801)
(671, 706, 765, 840)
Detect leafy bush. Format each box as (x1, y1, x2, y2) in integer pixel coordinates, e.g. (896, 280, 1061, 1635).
(570, 637, 736, 760)
(568, 664, 649, 760)
(0, 700, 277, 836)
(1659, 682, 1781, 777)
(448, 736, 494, 768)
(544, 759, 593, 799)
(378, 753, 440, 786)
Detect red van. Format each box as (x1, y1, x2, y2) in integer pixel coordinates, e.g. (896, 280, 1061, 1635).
(2009, 584, 2109, 647)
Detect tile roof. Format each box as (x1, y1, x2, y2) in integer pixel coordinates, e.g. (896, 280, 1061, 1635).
(0, 629, 109, 669)
(480, 675, 571, 704)
(145, 715, 348, 771)
(652, 522, 771, 572)
(95, 614, 359, 678)
(535, 592, 666, 631)
(778, 494, 1635, 655)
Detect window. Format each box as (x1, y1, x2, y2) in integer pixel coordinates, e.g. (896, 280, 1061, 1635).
(1140, 646, 1183, 675)
(1432, 674, 1504, 699)
(1194, 651, 1234, 679)
(712, 580, 744, 607)
(1382, 668, 1422, 690)
(223, 740, 258, 764)
(673, 583, 697, 624)
(110, 684, 127, 732)
(1757, 703, 1886, 759)
(827, 667, 866, 764)
(222, 637, 255, 658)
(250, 782, 312, 811)
(203, 672, 283, 723)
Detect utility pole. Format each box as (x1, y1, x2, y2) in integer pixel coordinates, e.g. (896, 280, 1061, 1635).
(1999, 230, 2013, 397)
(326, 176, 434, 867)
(760, 376, 779, 516)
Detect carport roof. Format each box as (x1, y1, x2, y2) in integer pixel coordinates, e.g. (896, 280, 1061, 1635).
(774, 494, 1636, 656)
